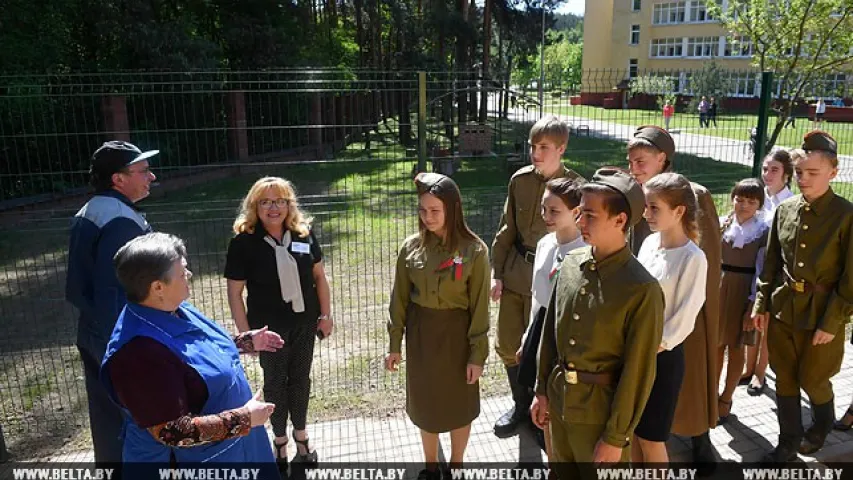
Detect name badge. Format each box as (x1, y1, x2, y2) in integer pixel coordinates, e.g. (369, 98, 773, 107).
(291, 242, 311, 254)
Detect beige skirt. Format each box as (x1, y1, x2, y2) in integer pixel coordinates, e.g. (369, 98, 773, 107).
(405, 304, 480, 433)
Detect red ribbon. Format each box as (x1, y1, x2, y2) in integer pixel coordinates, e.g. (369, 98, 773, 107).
(436, 253, 463, 281)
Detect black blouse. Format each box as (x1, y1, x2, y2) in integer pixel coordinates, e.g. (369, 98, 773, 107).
(224, 224, 323, 333)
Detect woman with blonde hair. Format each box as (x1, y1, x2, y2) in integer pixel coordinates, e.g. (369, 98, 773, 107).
(225, 177, 332, 471)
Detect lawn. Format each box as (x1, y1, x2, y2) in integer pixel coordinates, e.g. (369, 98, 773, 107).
(545, 102, 853, 157)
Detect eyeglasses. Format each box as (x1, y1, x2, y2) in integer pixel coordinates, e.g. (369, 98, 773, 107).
(123, 167, 152, 176)
(258, 198, 290, 209)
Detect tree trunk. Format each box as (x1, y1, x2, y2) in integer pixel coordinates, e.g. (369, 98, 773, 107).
(354, 0, 365, 67)
(479, 0, 492, 123)
(456, 0, 468, 125)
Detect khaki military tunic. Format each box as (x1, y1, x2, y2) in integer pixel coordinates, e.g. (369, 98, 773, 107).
(536, 246, 664, 462)
(629, 181, 722, 437)
(753, 189, 853, 404)
(389, 233, 490, 432)
(492, 164, 583, 366)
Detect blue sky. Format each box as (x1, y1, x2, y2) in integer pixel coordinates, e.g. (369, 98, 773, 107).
(556, 0, 585, 16)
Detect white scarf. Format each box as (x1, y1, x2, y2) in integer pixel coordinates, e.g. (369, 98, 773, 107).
(263, 231, 305, 313)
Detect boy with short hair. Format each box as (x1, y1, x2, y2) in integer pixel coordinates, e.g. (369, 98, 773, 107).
(491, 116, 583, 437)
(531, 168, 664, 469)
(752, 131, 853, 462)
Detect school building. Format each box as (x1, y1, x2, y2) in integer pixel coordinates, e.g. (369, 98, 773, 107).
(579, 0, 849, 112)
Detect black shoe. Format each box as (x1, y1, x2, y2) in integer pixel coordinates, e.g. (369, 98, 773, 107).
(747, 378, 766, 396)
(494, 365, 532, 437)
(417, 469, 442, 480)
(292, 434, 318, 466)
(494, 405, 529, 437)
(834, 407, 853, 431)
(274, 440, 289, 474)
(690, 432, 717, 477)
(763, 395, 803, 463)
(799, 399, 835, 455)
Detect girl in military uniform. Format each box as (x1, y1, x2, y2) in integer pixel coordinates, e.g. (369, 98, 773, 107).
(752, 131, 853, 462)
(516, 177, 587, 456)
(742, 151, 795, 395)
(385, 173, 490, 477)
(634, 173, 708, 464)
(715, 179, 768, 423)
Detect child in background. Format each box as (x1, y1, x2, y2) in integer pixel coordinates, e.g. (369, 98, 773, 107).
(716, 179, 768, 423)
(663, 102, 675, 131)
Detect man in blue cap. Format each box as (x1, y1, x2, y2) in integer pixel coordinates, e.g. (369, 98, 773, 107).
(66, 141, 158, 463)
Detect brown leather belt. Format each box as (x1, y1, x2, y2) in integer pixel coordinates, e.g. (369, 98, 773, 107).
(559, 362, 619, 386)
(786, 279, 836, 294)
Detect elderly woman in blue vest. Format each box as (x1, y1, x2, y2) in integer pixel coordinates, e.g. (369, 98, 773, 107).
(100, 232, 283, 470)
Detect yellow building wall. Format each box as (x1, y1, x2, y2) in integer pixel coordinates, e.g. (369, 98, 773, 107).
(581, 0, 759, 93)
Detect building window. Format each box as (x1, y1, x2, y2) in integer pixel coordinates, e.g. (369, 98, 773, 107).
(629, 59, 639, 79)
(688, 0, 715, 22)
(723, 36, 753, 57)
(823, 73, 848, 98)
(731, 72, 758, 97)
(687, 36, 719, 57)
(630, 25, 641, 45)
(653, 2, 686, 25)
(633, 0, 642, 11)
(650, 38, 684, 57)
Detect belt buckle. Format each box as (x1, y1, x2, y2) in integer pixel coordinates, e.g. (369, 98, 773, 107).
(565, 370, 578, 385)
(525, 251, 535, 264)
(792, 281, 805, 293)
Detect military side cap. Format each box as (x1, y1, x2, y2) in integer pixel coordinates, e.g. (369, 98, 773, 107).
(591, 167, 646, 227)
(802, 130, 837, 155)
(414, 172, 458, 196)
(634, 125, 675, 162)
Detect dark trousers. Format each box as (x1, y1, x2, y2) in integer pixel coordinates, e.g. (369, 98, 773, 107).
(260, 323, 317, 436)
(79, 347, 124, 463)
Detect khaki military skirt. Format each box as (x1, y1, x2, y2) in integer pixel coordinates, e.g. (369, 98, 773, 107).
(405, 304, 480, 433)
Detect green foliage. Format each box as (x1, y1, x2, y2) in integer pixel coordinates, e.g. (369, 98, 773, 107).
(512, 29, 582, 91)
(686, 60, 734, 111)
(706, 0, 853, 150)
(630, 74, 679, 110)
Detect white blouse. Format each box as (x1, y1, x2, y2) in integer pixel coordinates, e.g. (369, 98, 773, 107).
(722, 214, 771, 302)
(638, 233, 708, 351)
(529, 232, 587, 324)
(761, 186, 794, 221)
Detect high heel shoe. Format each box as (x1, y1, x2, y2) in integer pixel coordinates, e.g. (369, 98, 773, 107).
(274, 440, 289, 472)
(293, 433, 319, 465)
(834, 407, 853, 431)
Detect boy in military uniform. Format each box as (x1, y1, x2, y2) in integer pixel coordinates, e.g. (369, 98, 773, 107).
(531, 168, 664, 470)
(491, 116, 583, 436)
(751, 131, 853, 462)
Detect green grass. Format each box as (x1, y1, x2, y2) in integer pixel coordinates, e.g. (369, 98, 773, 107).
(546, 103, 853, 156)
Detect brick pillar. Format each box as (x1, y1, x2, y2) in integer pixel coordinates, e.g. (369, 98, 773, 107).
(227, 91, 249, 162)
(101, 95, 130, 141)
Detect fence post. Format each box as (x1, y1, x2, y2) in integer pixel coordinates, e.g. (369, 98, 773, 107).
(753, 71, 774, 177)
(101, 95, 130, 142)
(226, 91, 249, 162)
(418, 71, 427, 173)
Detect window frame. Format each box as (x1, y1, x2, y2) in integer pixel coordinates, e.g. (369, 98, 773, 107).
(630, 24, 641, 45)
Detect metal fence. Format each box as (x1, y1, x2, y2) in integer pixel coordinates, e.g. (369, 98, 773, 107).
(1, 68, 852, 459)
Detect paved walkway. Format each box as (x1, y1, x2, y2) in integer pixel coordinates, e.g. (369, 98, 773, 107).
(23, 346, 853, 470)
